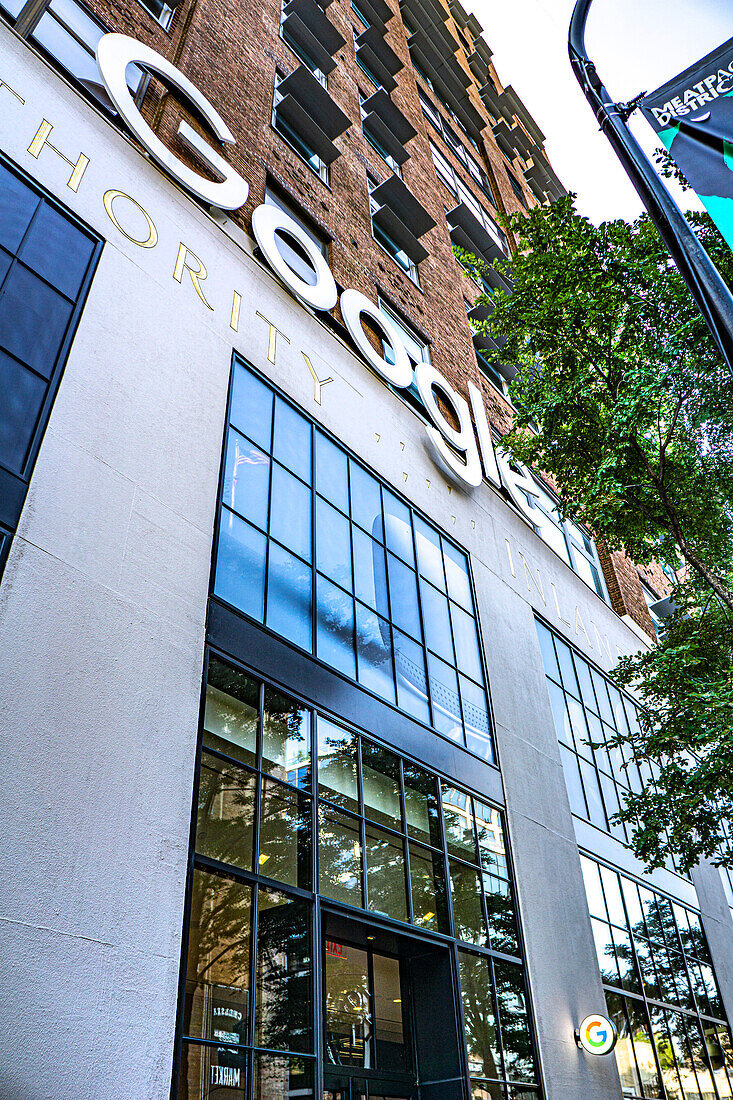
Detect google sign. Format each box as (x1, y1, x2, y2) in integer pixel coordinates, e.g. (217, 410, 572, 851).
(575, 1014, 618, 1056)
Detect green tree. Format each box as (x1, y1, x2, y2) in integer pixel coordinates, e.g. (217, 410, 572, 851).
(457, 195, 733, 874)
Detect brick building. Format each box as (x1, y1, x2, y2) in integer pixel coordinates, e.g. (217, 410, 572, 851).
(0, 0, 732, 1097)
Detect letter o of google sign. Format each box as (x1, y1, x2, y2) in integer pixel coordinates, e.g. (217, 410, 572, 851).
(575, 1015, 618, 1055)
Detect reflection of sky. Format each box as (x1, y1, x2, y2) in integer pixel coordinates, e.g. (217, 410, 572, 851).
(465, 0, 730, 221)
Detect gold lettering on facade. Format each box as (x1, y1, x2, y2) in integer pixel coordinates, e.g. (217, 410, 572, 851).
(403, 472, 408, 482)
(173, 243, 214, 310)
(505, 539, 516, 578)
(103, 190, 158, 248)
(230, 291, 242, 332)
(0, 77, 25, 104)
(400, 442, 405, 451)
(519, 552, 545, 605)
(375, 434, 381, 442)
(27, 120, 89, 192)
(451, 515, 456, 525)
(551, 582, 573, 627)
(255, 311, 289, 364)
(426, 479, 431, 488)
(575, 606, 592, 647)
(471, 520, 475, 529)
(301, 351, 332, 405)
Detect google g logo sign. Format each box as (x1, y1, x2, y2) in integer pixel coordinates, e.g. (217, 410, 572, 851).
(575, 1015, 618, 1055)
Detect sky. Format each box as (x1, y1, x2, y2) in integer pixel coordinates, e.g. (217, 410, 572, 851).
(465, 0, 730, 223)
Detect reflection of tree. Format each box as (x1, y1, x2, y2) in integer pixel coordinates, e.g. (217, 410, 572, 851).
(494, 961, 536, 1084)
(458, 953, 502, 1099)
(256, 893, 312, 1054)
(483, 877, 518, 956)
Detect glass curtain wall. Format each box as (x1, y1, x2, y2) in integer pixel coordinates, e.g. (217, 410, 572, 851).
(536, 620, 687, 877)
(214, 357, 494, 761)
(581, 855, 733, 1100)
(174, 655, 542, 1100)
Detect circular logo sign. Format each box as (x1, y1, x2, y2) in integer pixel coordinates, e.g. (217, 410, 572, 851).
(575, 1015, 618, 1055)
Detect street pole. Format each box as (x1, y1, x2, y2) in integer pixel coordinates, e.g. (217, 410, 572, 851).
(569, 0, 733, 378)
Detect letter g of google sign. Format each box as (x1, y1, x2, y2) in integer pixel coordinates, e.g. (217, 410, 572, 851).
(575, 1014, 618, 1056)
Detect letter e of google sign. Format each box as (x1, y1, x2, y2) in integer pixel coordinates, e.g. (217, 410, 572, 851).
(575, 1014, 618, 1056)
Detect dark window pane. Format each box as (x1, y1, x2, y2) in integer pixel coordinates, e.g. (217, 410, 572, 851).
(349, 460, 383, 540)
(316, 497, 352, 590)
(414, 516, 445, 590)
(0, 351, 46, 473)
(223, 429, 270, 530)
(317, 718, 358, 812)
(361, 740, 402, 830)
(259, 778, 312, 889)
(19, 202, 94, 297)
(272, 397, 311, 482)
(428, 652, 462, 741)
(621, 878, 645, 939)
(635, 937, 661, 1001)
(255, 889, 312, 1052)
(651, 1008, 684, 1100)
(625, 997, 663, 1097)
(365, 824, 407, 922)
(382, 491, 414, 566)
(442, 540, 472, 608)
(372, 953, 408, 1073)
(0, 166, 39, 252)
(355, 602, 394, 702)
(458, 951, 502, 1081)
(180, 1041, 247, 1099)
(494, 961, 537, 1083)
(420, 580, 454, 663)
(270, 464, 311, 561)
(325, 943, 371, 1067)
(409, 841, 448, 932)
(230, 363, 273, 451)
(394, 629, 430, 724)
(387, 553, 422, 640)
(315, 431, 348, 514)
(0, 250, 9, 288)
(610, 926, 641, 995)
(203, 662, 258, 766)
(450, 859, 485, 944)
(0, 263, 72, 377)
(214, 509, 267, 621)
(266, 541, 312, 651)
(484, 872, 519, 956)
(352, 528, 389, 617)
(252, 1053, 314, 1100)
(318, 804, 363, 907)
(263, 686, 311, 787)
(196, 751, 255, 872)
(316, 575, 355, 678)
(184, 869, 252, 1043)
(403, 764, 441, 847)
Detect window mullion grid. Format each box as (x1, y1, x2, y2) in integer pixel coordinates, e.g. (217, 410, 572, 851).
(248, 874, 260, 1053)
(407, 507, 437, 730)
(488, 955, 509, 1086)
(310, 423, 317, 659)
(14, 0, 51, 37)
(398, 757, 414, 925)
(377, 483, 400, 715)
(356, 737, 368, 911)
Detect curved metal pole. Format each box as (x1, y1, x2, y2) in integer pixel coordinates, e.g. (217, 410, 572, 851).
(569, 0, 733, 377)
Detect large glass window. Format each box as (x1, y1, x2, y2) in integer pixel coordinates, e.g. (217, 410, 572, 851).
(214, 358, 494, 761)
(273, 71, 329, 183)
(175, 657, 541, 1099)
(536, 620, 689, 878)
(0, 155, 100, 580)
(581, 854, 733, 1100)
(419, 91, 496, 205)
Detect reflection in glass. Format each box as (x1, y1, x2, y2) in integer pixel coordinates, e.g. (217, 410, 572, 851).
(352, 528, 389, 618)
(373, 953, 407, 1073)
(591, 918, 619, 985)
(204, 662, 258, 766)
(387, 553, 422, 640)
(317, 719, 358, 812)
(180, 1040, 247, 1100)
(494, 960, 536, 1083)
(442, 787, 477, 862)
(215, 510, 267, 620)
(484, 873, 519, 956)
(450, 603, 483, 683)
(409, 842, 448, 933)
(255, 889, 312, 1052)
(196, 752, 255, 872)
(252, 1052, 314, 1100)
(349, 460, 383, 539)
(316, 430, 348, 514)
(443, 540, 472, 608)
(361, 741, 402, 830)
(394, 629, 430, 725)
(263, 686, 311, 787)
(474, 802, 506, 877)
(317, 496, 353, 591)
(317, 575, 356, 678)
(606, 992, 643, 1097)
(319, 805, 363, 907)
(266, 542, 312, 651)
(403, 764, 441, 848)
(420, 580, 453, 663)
(272, 397, 312, 483)
(184, 869, 252, 1044)
(259, 777, 312, 889)
(223, 429, 270, 530)
(270, 464, 312, 561)
(365, 824, 408, 923)
(458, 951, 501, 1081)
(355, 603, 395, 703)
(428, 652, 463, 741)
(450, 860, 485, 945)
(325, 943, 371, 1067)
(230, 361, 273, 451)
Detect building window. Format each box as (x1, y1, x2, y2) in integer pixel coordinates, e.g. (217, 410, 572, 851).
(475, 345, 509, 398)
(419, 91, 495, 204)
(280, 0, 328, 86)
(504, 465, 606, 599)
(3, 0, 146, 109)
(641, 580, 665, 639)
(273, 71, 329, 183)
(0, 154, 101, 579)
(367, 173, 421, 284)
(173, 656, 541, 1098)
(352, 26, 381, 89)
(134, 0, 174, 28)
(263, 186, 329, 284)
(429, 142, 507, 256)
(359, 92, 402, 177)
(581, 853, 733, 1100)
(536, 620, 689, 878)
(214, 358, 494, 761)
(506, 169, 528, 207)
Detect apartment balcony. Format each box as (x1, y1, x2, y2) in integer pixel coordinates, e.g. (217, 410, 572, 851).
(282, 0, 346, 76)
(499, 86, 545, 147)
(524, 154, 565, 201)
(370, 173, 436, 263)
(361, 88, 417, 165)
(492, 116, 535, 163)
(447, 199, 507, 263)
(353, 0, 393, 26)
(276, 64, 351, 163)
(355, 25, 403, 91)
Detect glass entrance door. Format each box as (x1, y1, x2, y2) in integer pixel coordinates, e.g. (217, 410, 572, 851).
(324, 937, 416, 1100)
